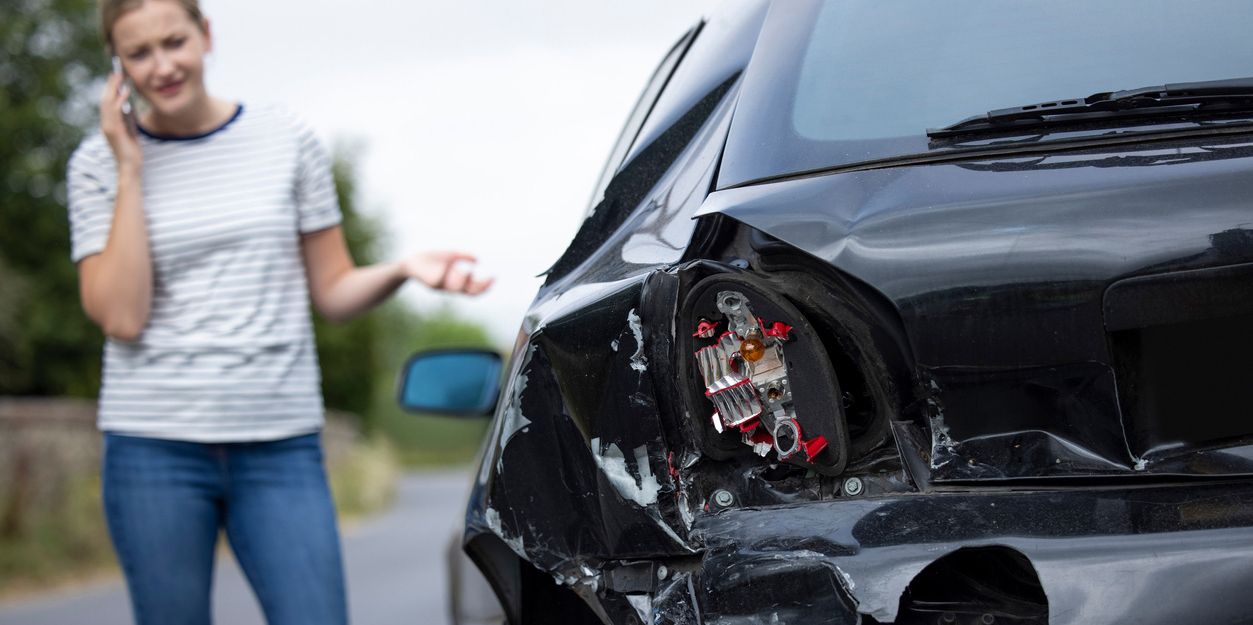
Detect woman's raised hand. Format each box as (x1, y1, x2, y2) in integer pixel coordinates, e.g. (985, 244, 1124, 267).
(100, 72, 142, 171)
(399, 250, 493, 295)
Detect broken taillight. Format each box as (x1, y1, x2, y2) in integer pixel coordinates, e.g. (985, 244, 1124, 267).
(684, 275, 849, 474)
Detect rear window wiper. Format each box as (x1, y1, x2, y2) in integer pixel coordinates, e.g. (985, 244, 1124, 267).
(928, 77, 1253, 138)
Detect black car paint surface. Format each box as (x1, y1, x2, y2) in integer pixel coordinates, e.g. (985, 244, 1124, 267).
(448, 2, 1253, 623)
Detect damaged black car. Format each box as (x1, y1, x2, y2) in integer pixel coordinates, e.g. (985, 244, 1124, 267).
(398, 1, 1253, 623)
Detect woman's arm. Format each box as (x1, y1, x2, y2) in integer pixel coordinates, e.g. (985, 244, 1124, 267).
(301, 225, 492, 324)
(77, 73, 152, 341)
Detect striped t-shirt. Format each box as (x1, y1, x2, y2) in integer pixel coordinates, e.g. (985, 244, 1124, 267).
(66, 104, 341, 442)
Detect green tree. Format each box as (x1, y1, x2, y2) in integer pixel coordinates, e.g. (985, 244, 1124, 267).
(317, 144, 498, 434)
(315, 148, 384, 425)
(0, 0, 498, 449)
(0, 0, 397, 409)
(0, 0, 108, 396)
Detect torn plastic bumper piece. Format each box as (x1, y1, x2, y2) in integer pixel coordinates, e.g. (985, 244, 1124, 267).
(598, 556, 860, 625)
(687, 479, 1253, 625)
(702, 559, 859, 625)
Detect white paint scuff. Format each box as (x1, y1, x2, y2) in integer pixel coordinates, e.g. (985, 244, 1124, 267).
(495, 344, 536, 474)
(627, 308, 648, 374)
(678, 493, 696, 529)
(837, 565, 856, 592)
(555, 563, 601, 592)
(626, 594, 653, 624)
(928, 407, 956, 469)
(591, 437, 661, 506)
(484, 507, 526, 557)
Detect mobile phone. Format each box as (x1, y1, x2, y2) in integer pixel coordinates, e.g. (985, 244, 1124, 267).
(110, 56, 138, 136)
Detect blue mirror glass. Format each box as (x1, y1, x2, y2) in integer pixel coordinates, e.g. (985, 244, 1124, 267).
(397, 350, 502, 416)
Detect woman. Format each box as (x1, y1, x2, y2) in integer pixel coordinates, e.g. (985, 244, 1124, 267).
(66, 1, 491, 623)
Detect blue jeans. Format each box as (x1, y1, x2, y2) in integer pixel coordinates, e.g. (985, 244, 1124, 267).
(102, 432, 348, 625)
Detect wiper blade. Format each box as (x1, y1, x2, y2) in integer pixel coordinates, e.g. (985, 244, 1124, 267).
(928, 77, 1253, 138)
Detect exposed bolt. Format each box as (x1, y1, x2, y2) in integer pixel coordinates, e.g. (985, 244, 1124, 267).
(712, 489, 735, 508)
(940, 613, 957, 624)
(656, 565, 669, 581)
(981, 615, 996, 624)
(842, 477, 864, 497)
(730, 258, 750, 269)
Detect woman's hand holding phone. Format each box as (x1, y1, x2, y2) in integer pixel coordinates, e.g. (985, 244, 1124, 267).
(101, 58, 142, 172)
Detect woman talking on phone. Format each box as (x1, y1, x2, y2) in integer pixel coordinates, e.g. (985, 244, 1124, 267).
(66, 1, 492, 623)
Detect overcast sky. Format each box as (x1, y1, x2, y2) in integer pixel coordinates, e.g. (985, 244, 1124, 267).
(201, 0, 724, 343)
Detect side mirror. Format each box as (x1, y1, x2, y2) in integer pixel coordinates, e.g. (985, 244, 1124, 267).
(397, 349, 503, 417)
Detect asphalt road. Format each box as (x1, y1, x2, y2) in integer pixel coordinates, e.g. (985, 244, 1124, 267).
(0, 470, 472, 625)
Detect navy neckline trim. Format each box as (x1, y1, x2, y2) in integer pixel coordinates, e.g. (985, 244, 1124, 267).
(139, 104, 244, 141)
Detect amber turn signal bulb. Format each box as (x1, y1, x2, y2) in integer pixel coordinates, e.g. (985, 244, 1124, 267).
(740, 336, 766, 362)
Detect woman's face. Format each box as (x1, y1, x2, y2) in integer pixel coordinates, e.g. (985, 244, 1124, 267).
(111, 0, 212, 120)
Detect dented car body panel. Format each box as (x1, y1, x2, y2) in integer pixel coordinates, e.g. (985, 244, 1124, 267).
(699, 141, 1253, 481)
(454, 1, 1253, 623)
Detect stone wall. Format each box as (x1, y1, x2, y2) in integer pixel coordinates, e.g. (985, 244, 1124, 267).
(0, 397, 358, 539)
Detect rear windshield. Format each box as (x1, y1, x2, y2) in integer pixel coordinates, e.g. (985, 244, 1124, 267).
(720, 0, 1253, 187)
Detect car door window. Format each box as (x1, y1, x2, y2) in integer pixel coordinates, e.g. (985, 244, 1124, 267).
(585, 26, 700, 215)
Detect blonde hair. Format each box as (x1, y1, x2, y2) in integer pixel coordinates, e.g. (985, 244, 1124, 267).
(99, 0, 205, 50)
